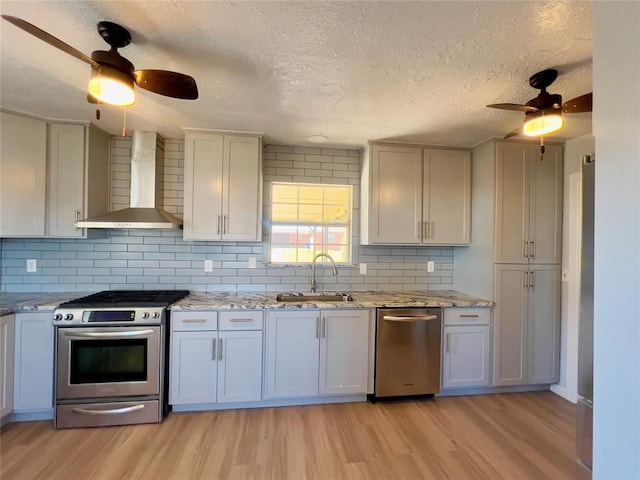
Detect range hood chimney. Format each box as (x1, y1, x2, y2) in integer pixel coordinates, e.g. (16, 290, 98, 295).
(76, 131, 182, 229)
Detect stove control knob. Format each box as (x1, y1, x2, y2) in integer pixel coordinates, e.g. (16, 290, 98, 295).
(64, 314, 74, 321)
(142, 312, 150, 319)
(152, 312, 161, 319)
(53, 313, 63, 321)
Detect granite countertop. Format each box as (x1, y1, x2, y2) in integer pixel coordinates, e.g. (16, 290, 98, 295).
(170, 290, 493, 310)
(0, 292, 92, 316)
(0, 290, 492, 316)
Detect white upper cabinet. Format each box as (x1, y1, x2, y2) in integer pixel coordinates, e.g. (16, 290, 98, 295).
(183, 130, 262, 241)
(0, 112, 47, 237)
(0, 112, 109, 238)
(361, 143, 471, 245)
(494, 142, 562, 264)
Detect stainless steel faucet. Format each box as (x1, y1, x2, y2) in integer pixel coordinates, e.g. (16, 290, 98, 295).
(310, 252, 338, 293)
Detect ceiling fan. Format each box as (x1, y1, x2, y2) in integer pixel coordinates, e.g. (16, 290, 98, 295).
(1, 15, 198, 108)
(487, 68, 592, 140)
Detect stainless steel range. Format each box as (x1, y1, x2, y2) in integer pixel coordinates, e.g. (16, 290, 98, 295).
(53, 290, 189, 429)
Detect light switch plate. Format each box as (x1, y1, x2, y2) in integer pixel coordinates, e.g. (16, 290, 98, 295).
(26, 259, 37, 273)
(204, 259, 213, 272)
(359, 263, 367, 275)
(248, 257, 257, 269)
(427, 261, 435, 273)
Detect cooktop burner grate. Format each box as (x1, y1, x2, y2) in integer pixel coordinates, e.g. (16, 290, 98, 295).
(59, 290, 190, 308)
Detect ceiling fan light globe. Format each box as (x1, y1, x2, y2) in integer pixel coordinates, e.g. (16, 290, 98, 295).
(523, 113, 564, 136)
(88, 67, 135, 106)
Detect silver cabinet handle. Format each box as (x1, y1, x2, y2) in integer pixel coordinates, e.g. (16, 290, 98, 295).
(382, 315, 438, 322)
(322, 316, 326, 338)
(75, 209, 81, 230)
(218, 338, 223, 361)
(72, 404, 144, 416)
(523, 241, 529, 258)
(64, 329, 154, 338)
(460, 314, 479, 318)
(446, 333, 450, 353)
(217, 215, 221, 234)
(212, 338, 217, 361)
(417, 221, 422, 240)
(530, 271, 535, 288)
(424, 220, 430, 239)
(530, 240, 536, 259)
(523, 271, 528, 288)
(229, 318, 254, 323)
(181, 319, 207, 324)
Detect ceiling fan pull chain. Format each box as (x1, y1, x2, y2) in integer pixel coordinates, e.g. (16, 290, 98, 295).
(540, 136, 546, 161)
(122, 107, 127, 137)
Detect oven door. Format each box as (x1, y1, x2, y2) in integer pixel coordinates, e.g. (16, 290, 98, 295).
(56, 326, 161, 400)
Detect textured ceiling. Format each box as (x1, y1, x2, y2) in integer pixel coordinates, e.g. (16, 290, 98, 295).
(0, 1, 593, 148)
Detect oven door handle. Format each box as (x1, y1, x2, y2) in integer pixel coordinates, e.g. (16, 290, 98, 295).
(72, 404, 145, 416)
(382, 315, 438, 322)
(63, 329, 155, 338)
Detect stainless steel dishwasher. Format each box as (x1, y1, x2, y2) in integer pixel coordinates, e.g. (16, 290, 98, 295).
(373, 307, 442, 399)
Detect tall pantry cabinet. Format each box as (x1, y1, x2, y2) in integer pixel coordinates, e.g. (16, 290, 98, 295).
(453, 140, 562, 387)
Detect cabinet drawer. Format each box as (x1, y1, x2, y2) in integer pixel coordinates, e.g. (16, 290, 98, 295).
(444, 308, 490, 326)
(171, 311, 218, 331)
(219, 311, 263, 330)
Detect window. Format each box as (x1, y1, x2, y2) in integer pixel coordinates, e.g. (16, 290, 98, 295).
(270, 182, 352, 264)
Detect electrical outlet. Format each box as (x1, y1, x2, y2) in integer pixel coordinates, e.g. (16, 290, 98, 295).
(359, 263, 367, 275)
(248, 257, 257, 269)
(26, 259, 37, 273)
(204, 259, 213, 272)
(427, 261, 435, 273)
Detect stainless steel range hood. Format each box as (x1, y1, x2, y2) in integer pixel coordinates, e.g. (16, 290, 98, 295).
(76, 131, 182, 229)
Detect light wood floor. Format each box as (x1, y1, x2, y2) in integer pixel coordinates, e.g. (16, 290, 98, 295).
(1, 392, 576, 480)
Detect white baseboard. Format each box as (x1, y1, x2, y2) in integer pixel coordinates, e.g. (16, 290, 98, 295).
(550, 384, 578, 403)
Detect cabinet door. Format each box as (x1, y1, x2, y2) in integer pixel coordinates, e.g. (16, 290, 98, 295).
(170, 331, 218, 404)
(222, 135, 262, 241)
(0, 112, 47, 237)
(369, 144, 422, 244)
(494, 143, 530, 263)
(14, 312, 54, 411)
(423, 149, 471, 244)
(493, 264, 528, 386)
(0, 315, 15, 419)
(217, 330, 263, 403)
(265, 311, 320, 398)
(319, 310, 369, 395)
(183, 133, 224, 240)
(529, 144, 563, 264)
(442, 325, 490, 388)
(47, 124, 85, 237)
(527, 265, 561, 384)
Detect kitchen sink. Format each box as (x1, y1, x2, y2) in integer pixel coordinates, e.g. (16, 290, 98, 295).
(276, 292, 354, 302)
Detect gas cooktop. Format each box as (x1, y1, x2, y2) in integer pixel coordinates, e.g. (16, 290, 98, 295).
(59, 290, 190, 309)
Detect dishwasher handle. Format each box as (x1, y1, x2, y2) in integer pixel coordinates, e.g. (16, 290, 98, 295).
(382, 315, 438, 322)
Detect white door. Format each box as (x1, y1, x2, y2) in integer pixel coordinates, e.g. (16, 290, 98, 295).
(369, 144, 422, 244)
(442, 325, 490, 388)
(265, 311, 320, 398)
(183, 133, 224, 240)
(14, 312, 54, 411)
(319, 310, 369, 395)
(170, 331, 218, 404)
(222, 135, 262, 241)
(217, 330, 263, 403)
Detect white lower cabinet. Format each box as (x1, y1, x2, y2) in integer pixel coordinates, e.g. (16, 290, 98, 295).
(1, 314, 15, 421)
(441, 308, 491, 389)
(13, 312, 54, 412)
(265, 309, 370, 399)
(170, 311, 263, 405)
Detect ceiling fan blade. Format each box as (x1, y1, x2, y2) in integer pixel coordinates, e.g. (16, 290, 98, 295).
(562, 92, 593, 113)
(487, 103, 538, 113)
(1, 15, 99, 68)
(504, 127, 522, 139)
(133, 70, 198, 100)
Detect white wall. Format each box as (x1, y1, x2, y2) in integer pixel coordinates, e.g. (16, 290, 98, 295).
(593, 2, 640, 477)
(551, 134, 594, 403)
